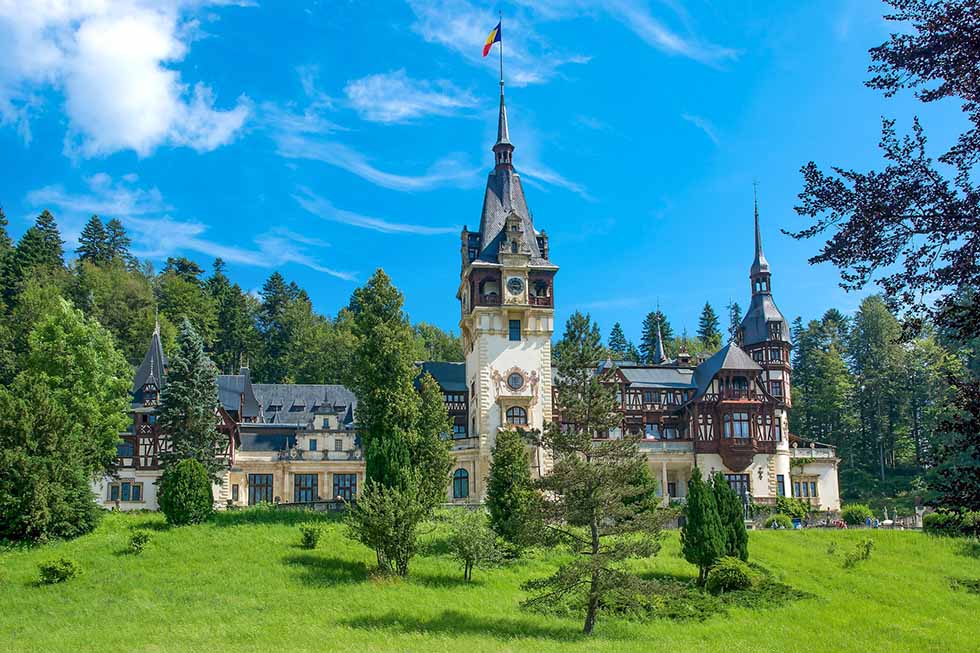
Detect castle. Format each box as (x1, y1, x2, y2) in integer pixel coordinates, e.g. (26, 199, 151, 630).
(95, 79, 840, 514)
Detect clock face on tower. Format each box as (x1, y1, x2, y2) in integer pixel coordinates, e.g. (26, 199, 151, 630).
(507, 277, 524, 295)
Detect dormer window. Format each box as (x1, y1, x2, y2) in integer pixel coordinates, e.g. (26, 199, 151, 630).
(268, 404, 282, 413)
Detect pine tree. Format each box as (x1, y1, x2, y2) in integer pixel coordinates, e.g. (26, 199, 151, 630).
(625, 341, 642, 362)
(928, 377, 980, 512)
(105, 218, 134, 266)
(158, 319, 223, 479)
(486, 427, 535, 552)
(681, 467, 725, 585)
(0, 206, 12, 254)
(76, 215, 110, 265)
(525, 310, 665, 635)
(208, 259, 256, 373)
(697, 302, 722, 350)
(711, 472, 749, 562)
(726, 300, 742, 343)
(608, 322, 628, 355)
(640, 310, 672, 364)
(256, 272, 292, 382)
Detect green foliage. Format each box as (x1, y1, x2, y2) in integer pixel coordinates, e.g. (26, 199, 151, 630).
(705, 557, 753, 595)
(486, 428, 535, 553)
(697, 302, 721, 350)
(923, 510, 980, 537)
(712, 472, 749, 562)
(37, 557, 80, 585)
(157, 258, 216, 345)
(681, 467, 725, 585)
(129, 530, 151, 554)
(928, 377, 980, 513)
(764, 514, 793, 529)
(300, 524, 322, 549)
(159, 319, 224, 478)
(412, 321, 463, 362)
(639, 310, 672, 363)
(775, 496, 811, 520)
(413, 373, 453, 512)
(207, 259, 258, 374)
(76, 215, 110, 265)
(530, 311, 666, 635)
(841, 503, 874, 525)
(842, 538, 875, 569)
(345, 481, 426, 576)
(445, 508, 502, 581)
(158, 459, 214, 526)
(607, 322, 628, 355)
(726, 300, 742, 342)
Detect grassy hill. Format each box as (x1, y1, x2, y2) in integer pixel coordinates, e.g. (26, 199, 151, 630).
(2, 509, 978, 652)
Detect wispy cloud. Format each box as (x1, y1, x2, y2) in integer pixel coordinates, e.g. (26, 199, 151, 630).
(573, 114, 611, 132)
(519, 161, 593, 200)
(681, 113, 720, 145)
(26, 173, 354, 280)
(406, 0, 590, 86)
(276, 133, 481, 192)
(294, 187, 457, 235)
(344, 69, 477, 123)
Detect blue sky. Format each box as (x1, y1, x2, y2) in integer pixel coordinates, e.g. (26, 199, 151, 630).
(0, 1, 968, 344)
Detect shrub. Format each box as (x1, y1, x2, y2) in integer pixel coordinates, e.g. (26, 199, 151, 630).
(764, 514, 793, 529)
(344, 481, 426, 577)
(705, 557, 753, 595)
(841, 504, 874, 526)
(446, 508, 502, 581)
(300, 524, 322, 549)
(158, 459, 213, 526)
(38, 558, 81, 584)
(775, 496, 810, 520)
(843, 538, 874, 569)
(129, 530, 151, 554)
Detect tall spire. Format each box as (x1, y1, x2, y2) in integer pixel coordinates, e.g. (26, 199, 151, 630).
(653, 322, 666, 365)
(492, 13, 514, 169)
(750, 182, 770, 277)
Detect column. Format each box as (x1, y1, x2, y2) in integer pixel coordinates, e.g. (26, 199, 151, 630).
(660, 461, 669, 507)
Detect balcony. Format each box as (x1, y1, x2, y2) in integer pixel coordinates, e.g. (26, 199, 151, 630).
(529, 295, 553, 308)
(717, 388, 761, 402)
(638, 440, 694, 455)
(791, 446, 836, 460)
(478, 293, 501, 306)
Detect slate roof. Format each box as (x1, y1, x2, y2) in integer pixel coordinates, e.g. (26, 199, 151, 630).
(692, 342, 762, 399)
(418, 361, 466, 392)
(217, 370, 261, 419)
(620, 366, 696, 390)
(740, 293, 791, 346)
(132, 324, 167, 403)
(476, 168, 547, 264)
(252, 383, 356, 428)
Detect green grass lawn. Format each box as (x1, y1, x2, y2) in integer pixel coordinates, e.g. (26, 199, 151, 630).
(2, 509, 979, 653)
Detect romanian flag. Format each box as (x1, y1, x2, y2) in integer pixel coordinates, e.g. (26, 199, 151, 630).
(482, 22, 501, 57)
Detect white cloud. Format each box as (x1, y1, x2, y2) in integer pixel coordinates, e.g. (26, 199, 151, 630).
(275, 133, 482, 192)
(344, 69, 477, 123)
(406, 0, 590, 86)
(0, 1, 250, 156)
(26, 173, 353, 280)
(294, 187, 457, 235)
(681, 112, 720, 145)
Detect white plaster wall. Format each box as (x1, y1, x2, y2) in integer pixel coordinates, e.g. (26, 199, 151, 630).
(93, 470, 161, 511)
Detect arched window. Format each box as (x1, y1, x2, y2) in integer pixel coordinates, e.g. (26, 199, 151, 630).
(453, 468, 469, 499)
(506, 406, 528, 426)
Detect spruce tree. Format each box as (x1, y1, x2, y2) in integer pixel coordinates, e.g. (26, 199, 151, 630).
(77, 215, 110, 265)
(711, 472, 749, 562)
(681, 467, 725, 584)
(525, 310, 664, 635)
(697, 302, 722, 350)
(625, 341, 642, 362)
(486, 427, 535, 552)
(19, 210, 64, 270)
(640, 310, 673, 364)
(413, 372, 453, 511)
(727, 301, 742, 343)
(158, 319, 223, 479)
(105, 218, 134, 266)
(256, 272, 292, 382)
(0, 206, 12, 254)
(608, 322, 628, 355)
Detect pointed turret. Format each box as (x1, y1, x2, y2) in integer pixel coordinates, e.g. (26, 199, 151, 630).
(750, 189, 770, 278)
(740, 190, 790, 346)
(132, 322, 168, 404)
(653, 322, 667, 365)
(493, 81, 514, 169)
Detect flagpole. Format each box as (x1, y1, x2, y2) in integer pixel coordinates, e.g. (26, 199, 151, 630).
(498, 11, 504, 91)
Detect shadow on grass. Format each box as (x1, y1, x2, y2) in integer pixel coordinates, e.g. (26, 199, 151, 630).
(341, 609, 589, 642)
(410, 571, 477, 588)
(637, 569, 696, 585)
(211, 507, 343, 528)
(127, 519, 171, 533)
(283, 553, 369, 586)
(959, 540, 980, 559)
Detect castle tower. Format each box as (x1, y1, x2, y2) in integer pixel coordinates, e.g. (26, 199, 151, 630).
(738, 191, 792, 407)
(457, 76, 557, 481)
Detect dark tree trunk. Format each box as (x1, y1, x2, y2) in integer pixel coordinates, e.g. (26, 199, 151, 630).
(583, 518, 601, 635)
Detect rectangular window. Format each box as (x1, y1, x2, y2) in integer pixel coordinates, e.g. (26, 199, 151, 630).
(294, 474, 318, 503)
(809, 481, 817, 498)
(509, 319, 521, 341)
(775, 420, 783, 441)
(109, 484, 120, 501)
(248, 473, 274, 505)
(770, 347, 781, 362)
(793, 481, 802, 498)
(116, 440, 135, 457)
(131, 483, 142, 502)
(724, 412, 751, 438)
(121, 482, 132, 501)
(777, 475, 786, 497)
(333, 474, 357, 502)
(725, 473, 750, 499)
(644, 423, 659, 439)
(452, 423, 467, 438)
(664, 427, 679, 440)
(232, 484, 240, 502)
(667, 482, 677, 498)
(335, 438, 343, 451)
(770, 381, 783, 397)
(643, 390, 654, 404)
(309, 439, 317, 451)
